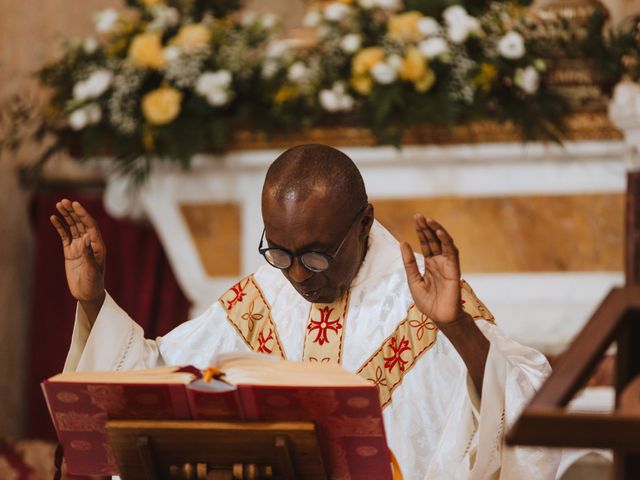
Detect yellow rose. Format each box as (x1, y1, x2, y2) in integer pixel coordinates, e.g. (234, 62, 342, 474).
(351, 75, 373, 95)
(274, 85, 300, 104)
(172, 24, 211, 49)
(473, 63, 498, 93)
(388, 11, 423, 43)
(399, 47, 435, 92)
(128, 32, 165, 69)
(352, 47, 385, 76)
(142, 86, 182, 125)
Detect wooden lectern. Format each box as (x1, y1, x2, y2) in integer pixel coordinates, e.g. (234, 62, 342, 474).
(106, 419, 327, 480)
(507, 171, 640, 479)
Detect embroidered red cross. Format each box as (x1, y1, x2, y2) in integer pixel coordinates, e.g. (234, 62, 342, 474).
(226, 281, 247, 310)
(257, 328, 274, 354)
(383, 336, 411, 373)
(307, 306, 342, 345)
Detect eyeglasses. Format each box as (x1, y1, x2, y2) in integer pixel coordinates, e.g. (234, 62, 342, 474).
(258, 206, 367, 273)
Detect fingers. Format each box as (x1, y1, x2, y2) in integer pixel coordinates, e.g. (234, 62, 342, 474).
(415, 213, 441, 256)
(400, 241, 422, 285)
(71, 200, 102, 244)
(56, 199, 79, 238)
(425, 217, 458, 257)
(50, 215, 71, 246)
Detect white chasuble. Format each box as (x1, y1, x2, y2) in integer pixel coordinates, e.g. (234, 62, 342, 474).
(64, 221, 561, 479)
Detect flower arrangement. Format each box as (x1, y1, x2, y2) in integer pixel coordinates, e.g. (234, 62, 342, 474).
(4, 0, 640, 183)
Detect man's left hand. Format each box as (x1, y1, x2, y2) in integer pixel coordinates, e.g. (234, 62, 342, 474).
(400, 214, 462, 324)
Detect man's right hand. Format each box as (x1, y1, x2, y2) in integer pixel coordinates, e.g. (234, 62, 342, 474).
(50, 199, 106, 325)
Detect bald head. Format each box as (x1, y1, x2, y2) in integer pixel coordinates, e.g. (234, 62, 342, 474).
(260, 144, 374, 303)
(262, 144, 368, 216)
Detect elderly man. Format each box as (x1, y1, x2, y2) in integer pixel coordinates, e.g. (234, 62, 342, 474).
(52, 144, 559, 479)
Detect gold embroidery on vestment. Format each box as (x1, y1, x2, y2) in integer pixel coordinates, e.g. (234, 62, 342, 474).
(302, 291, 351, 364)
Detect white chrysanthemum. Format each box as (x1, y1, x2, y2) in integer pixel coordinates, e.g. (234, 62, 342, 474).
(419, 37, 449, 59)
(443, 5, 480, 44)
(303, 9, 323, 28)
(287, 62, 311, 83)
(418, 17, 440, 37)
(206, 89, 230, 106)
(73, 70, 113, 101)
(340, 34, 362, 54)
(83, 37, 98, 54)
(515, 66, 539, 94)
(371, 62, 397, 84)
(498, 31, 525, 59)
(324, 2, 350, 22)
(94, 9, 119, 33)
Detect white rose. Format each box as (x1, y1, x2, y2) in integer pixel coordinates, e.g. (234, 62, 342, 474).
(85, 103, 102, 124)
(69, 108, 89, 130)
(94, 9, 119, 33)
(261, 59, 279, 78)
(319, 89, 341, 112)
(515, 66, 540, 94)
(443, 5, 480, 44)
(303, 9, 322, 28)
(498, 31, 525, 59)
(339, 94, 354, 111)
(241, 11, 257, 26)
(85, 70, 113, 97)
(196, 71, 232, 96)
(324, 2, 350, 22)
(419, 37, 449, 59)
(371, 62, 397, 84)
(358, 0, 376, 9)
(418, 17, 440, 37)
(83, 37, 98, 54)
(261, 13, 278, 30)
(287, 62, 311, 83)
(340, 34, 362, 54)
(266, 40, 289, 58)
(375, 0, 401, 10)
(163, 46, 181, 62)
(206, 89, 230, 107)
(387, 54, 403, 71)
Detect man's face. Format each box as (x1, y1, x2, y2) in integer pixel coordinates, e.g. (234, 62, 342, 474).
(262, 192, 372, 304)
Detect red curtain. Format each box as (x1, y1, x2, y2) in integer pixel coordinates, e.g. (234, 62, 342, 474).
(27, 189, 192, 439)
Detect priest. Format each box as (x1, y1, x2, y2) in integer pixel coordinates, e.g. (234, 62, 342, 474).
(52, 144, 560, 479)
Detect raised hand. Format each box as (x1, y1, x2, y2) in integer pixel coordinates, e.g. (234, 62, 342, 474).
(50, 199, 106, 321)
(400, 214, 462, 324)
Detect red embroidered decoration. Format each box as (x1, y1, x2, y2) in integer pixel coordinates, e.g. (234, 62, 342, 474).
(226, 281, 247, 310)
(307, 306, 342, 345)
(257, 328, 274, 354)
(383, 337, 411, 373)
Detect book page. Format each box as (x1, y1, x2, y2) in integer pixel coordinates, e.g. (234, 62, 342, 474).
(47, 366, 196, 384)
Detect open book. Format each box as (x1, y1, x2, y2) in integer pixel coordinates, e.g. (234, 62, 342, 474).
(43, 353, 392, 478)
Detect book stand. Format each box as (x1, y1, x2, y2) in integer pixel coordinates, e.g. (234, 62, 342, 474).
(106, 419, 328, 480)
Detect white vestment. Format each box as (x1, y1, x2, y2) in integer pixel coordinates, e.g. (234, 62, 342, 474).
(64, 221, 560, 479)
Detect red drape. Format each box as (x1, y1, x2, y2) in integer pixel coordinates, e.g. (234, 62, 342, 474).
(27, 189, 192, 439)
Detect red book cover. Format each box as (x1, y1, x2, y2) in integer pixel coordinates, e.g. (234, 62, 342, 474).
(237, 384, 392, 480)
(42, 380, 191, 476)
